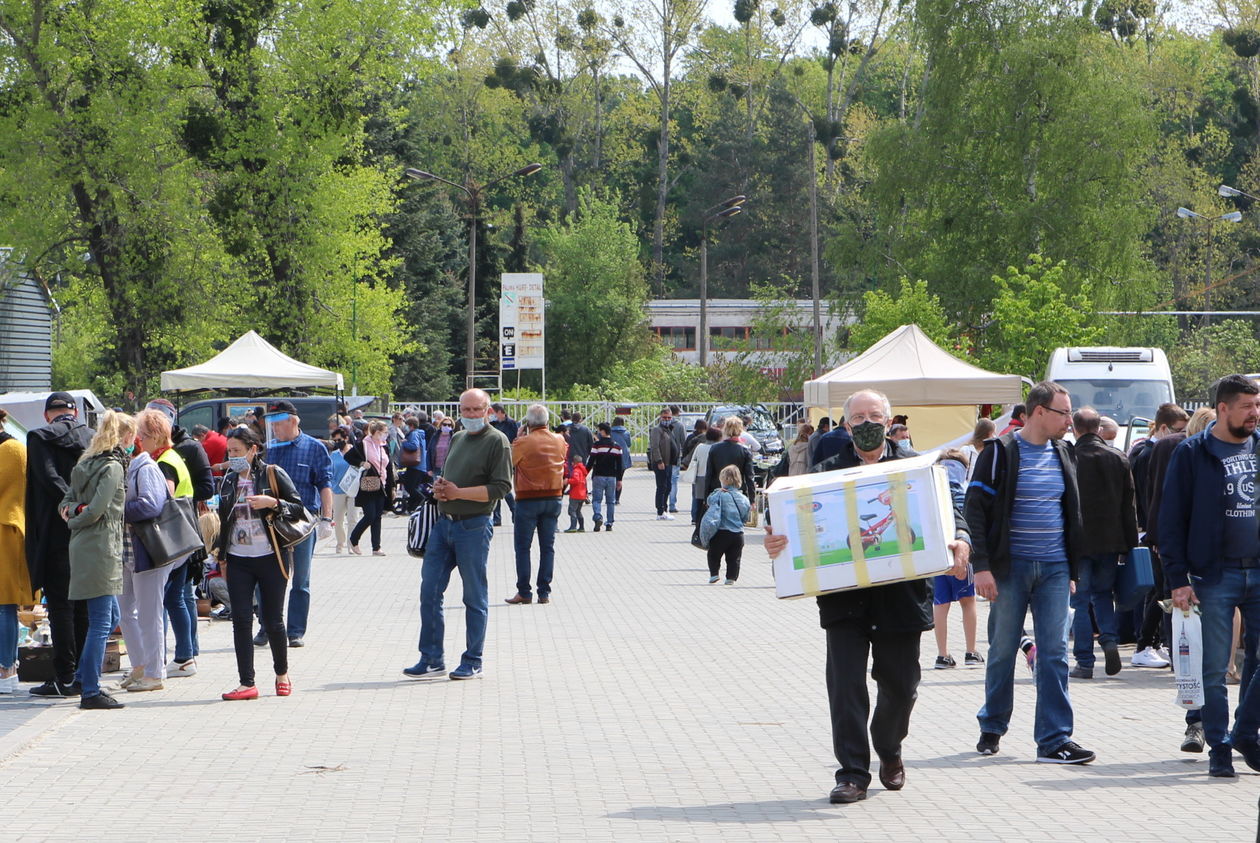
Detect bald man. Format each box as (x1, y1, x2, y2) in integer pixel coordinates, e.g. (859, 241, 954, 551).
(405, 389, 512, 681)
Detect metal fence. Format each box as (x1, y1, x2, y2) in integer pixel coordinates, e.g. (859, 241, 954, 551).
(387, 400, 807, 454)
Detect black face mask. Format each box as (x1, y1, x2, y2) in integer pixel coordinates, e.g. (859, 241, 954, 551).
(850, 421, 887, 452)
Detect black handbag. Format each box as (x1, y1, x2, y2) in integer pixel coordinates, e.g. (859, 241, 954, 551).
(133, 497, 203, 567)
(265, 464, 317, 547)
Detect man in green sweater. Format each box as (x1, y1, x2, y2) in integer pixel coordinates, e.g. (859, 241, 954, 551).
(404, 389, 512, 681)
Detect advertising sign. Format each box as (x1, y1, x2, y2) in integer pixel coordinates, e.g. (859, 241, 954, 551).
(500, 273, 545, 371)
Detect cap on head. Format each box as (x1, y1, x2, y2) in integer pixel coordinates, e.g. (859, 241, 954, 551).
(145, 398, 177, 424)
(265, 399, 299, 420)
(45, 391, 75, 412)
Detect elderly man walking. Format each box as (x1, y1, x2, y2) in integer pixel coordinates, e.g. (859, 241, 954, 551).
(405, 389, 512, 681)
(764, 389, 972, 804)
(505, 405, 566, 605)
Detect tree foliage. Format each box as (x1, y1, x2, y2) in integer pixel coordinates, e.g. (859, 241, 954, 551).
(848, 278, 954, 354)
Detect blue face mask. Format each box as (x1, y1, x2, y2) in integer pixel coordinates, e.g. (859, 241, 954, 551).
(461, 416, 487, 434)
(228, 456, 251, 474)
(124, 444, 135, 456)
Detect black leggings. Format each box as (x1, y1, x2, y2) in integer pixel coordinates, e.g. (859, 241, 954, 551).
(350, 495, 386, 551)
(707, 530, 744, 581)
(226, 553, 288, 686)
(653, 466, 672, 515)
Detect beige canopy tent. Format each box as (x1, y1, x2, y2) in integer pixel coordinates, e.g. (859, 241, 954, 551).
(160, 330, 345, 393)
(803, 324, 1024, 449)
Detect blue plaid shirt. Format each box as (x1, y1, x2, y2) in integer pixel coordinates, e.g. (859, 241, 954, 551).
(266, 432, 333, 513)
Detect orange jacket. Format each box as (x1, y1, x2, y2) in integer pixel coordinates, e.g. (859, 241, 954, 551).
(512, 426, 566, 500)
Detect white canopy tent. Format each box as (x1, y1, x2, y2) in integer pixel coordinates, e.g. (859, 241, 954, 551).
(803, 324, 1023, 449)
(160, 330, 344, 393)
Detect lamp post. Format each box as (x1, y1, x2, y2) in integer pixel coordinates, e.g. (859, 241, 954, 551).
(698, 195, 746, 367)
(405, 162, 543, 390)
(1176, 204, 1242, 329)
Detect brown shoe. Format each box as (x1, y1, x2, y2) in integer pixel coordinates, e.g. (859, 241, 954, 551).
(829, 781, 867, 804)
(879, 757, 905, 791)
(504, 594, 532, 605)
(538, 596, 550, 604)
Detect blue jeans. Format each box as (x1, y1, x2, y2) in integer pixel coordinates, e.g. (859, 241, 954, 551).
(79, 595, 118, 698)
(668, 465, 680, 509)
(591, 476, 617, 524)
(977, 557, 1074, 753)
(163, 561, 197, 663)
(0, 604, 17, 670)
(494, 492, 516, 524)
(419, 514, 493, 669)
(1196, 568, 1260, 748)
(1071, 553, 1119, 668)
(514, 498, 561, 599)
(286, 530, 317, 639)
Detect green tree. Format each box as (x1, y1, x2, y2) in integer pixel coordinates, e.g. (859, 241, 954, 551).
(847, 278, 953, 353)
(1170, 320, 1260, 403)
(981, 255, 1103, 379)
(537, 189, 654, 390)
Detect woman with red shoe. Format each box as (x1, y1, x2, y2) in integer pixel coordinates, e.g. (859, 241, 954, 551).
(210, 427, 302, 700)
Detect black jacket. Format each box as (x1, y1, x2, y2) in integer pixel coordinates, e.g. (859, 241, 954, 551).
(1128, 437, 1155, 529)
(567, 423, 594, 463)
(212, 460, 304, 560)
(344, 441, 397, 507)
(814, 439, 971, 634)
(172, 426, 215, 502)
(964, 432, 1084, 582)
(24, 416, 94, 588)
(704, 440, 756, 499)
(1073, 433, 1138, 556)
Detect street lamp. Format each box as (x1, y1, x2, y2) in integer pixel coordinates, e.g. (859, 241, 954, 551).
(405, 162, 543, 390)
(1175, 205, 1242, 329)
(698, 195, 746, 367)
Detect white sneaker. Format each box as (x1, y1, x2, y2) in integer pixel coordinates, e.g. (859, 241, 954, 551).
(657, 514, 669, 520)
(664, 513, 676, 520)
(126, 676, 164, 692)
(167, 659, 198, 677)
(1155, 646, 1172, 663)
(1131, 647, 1170, 668)
(0, 673, 17, 694)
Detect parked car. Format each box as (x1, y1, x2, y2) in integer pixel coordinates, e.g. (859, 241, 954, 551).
(177, 395, 375, 436)
(703, 404, 784, 455)
(675, 411, 707, 434)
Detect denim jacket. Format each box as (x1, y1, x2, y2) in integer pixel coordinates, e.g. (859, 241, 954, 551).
(705, 486, 750, 533)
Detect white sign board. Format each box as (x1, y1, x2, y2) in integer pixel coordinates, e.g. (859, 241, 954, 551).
(500, 272, 545, 371)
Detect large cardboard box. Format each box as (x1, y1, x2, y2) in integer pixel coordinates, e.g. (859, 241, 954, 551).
(766, 452, 956, 599)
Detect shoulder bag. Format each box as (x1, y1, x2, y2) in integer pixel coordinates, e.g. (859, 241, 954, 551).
(264, 464, 317, 547)
(133, 496, 203, 567)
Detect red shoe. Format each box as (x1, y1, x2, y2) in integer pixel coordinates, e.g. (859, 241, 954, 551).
(275, 678, 292, 697)
(221, 686, 259, 701)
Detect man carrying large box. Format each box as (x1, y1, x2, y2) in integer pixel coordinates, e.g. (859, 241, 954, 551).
(765, 389, 971, 805)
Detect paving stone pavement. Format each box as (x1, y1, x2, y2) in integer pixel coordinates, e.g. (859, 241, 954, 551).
(1, 470, 1258, 841)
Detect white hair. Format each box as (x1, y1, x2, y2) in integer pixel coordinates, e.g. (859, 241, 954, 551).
(842, 389, 892, 422)
(525, 403, 549, 428)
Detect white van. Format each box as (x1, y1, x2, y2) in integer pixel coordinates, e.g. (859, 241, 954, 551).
(1045, 347, 1175, 446)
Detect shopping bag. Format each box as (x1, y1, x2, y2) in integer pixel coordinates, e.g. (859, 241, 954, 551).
(1172, 608, 1205, 710)
(339, 465, 362, 497)
(407, 499, 438, 558)
(1115, 547, 1155, 610)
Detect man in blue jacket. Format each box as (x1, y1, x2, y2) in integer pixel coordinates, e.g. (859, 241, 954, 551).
(1158, 373, 1260, 777)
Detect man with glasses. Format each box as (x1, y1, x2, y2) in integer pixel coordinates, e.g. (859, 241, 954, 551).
(405, 389, 512, 681)
(967, 381, 1095, 765)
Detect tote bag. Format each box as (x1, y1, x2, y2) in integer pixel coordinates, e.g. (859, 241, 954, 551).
(133, 497, 202, 567)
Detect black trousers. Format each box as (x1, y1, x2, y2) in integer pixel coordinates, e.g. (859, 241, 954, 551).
(350, 495, 386, 551)
(402, 468, 424, 513)
(825, 623, 921, 788)
(42, 551, 87, 684)
(1137, 546, 1169, 651)
(226, 553, 288, 687)
(652, 466, 672, 515)
(707, 530, 744, 580)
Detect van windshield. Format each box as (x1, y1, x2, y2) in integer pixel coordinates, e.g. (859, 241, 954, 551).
(1056, 379, 1173, 423)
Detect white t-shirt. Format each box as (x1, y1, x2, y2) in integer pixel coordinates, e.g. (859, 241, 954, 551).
(228, 476, 273, 558)
(739, 432, 762, 454)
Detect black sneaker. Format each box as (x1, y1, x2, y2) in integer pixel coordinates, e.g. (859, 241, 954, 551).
(1036, 741, 1095, 764)
(1208, 745, 1236, 777)
(605, 524, 612, 532)
(977, 732, 1001, 755)
(80, 691, 125, 710)
(1069, 665, 1093, 680)
(30, 679, 80, 697)
(1230, 735, 1260, 772)
(253, 630, 268, 647)
(1102, 641, 1121, 676)
(593, 522, 601, 532)
(964, 651, 985, 667)
(934, 655, 956, 669)
(1181, 722, 1206, 753)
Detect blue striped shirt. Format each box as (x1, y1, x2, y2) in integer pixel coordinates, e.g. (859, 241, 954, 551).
(266, 432, 333, 513)
(1009, 432, 1067, 562)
